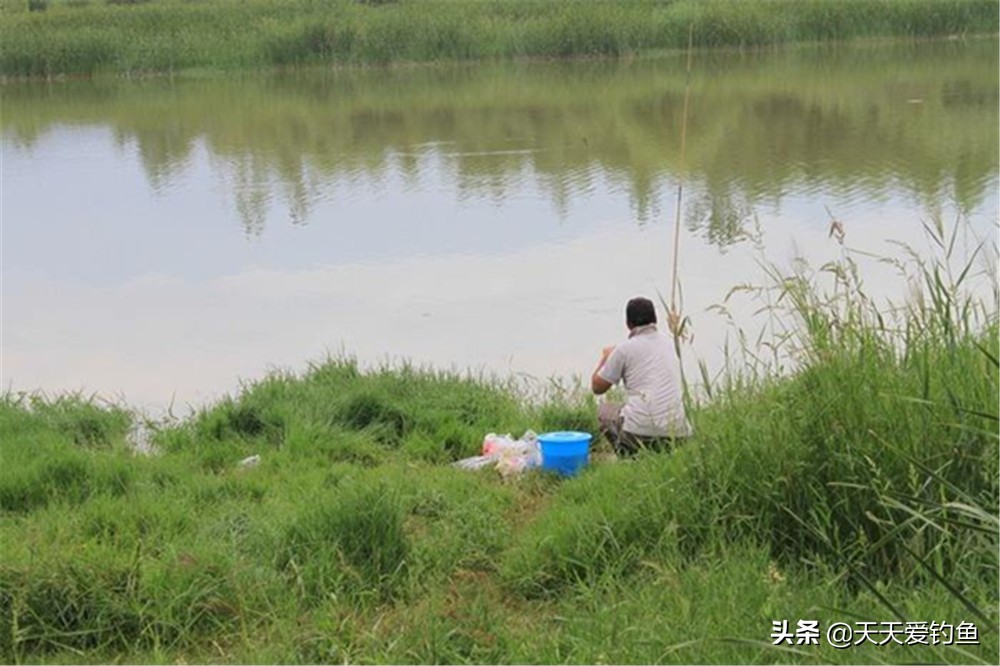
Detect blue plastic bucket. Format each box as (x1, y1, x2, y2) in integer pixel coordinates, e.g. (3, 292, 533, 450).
(538, 431, 592, 476)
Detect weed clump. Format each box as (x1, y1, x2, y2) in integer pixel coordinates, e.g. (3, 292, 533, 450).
(336, 392, 410, 445)
(0, 396, 133, 513)
(197, 399, 285, 446)
(0, 557, 142, 657)
(278, 482, 409, 605)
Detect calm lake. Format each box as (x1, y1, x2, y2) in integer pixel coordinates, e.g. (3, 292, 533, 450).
(3, 39, 998, 413)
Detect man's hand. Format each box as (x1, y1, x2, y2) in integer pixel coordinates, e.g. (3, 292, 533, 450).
(592, 345, 615, 395)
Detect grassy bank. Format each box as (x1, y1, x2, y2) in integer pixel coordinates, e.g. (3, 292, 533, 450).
(1, 0, 997, 78)
(1, 223, 997, 663)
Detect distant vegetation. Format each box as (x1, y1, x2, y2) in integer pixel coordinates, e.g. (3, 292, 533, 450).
(1, 218, 997, 663)
(1, 0, 997, 77)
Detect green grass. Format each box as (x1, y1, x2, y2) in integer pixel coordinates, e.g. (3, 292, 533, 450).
(0, 221, 997, 663)
(1, 0, 997, 78)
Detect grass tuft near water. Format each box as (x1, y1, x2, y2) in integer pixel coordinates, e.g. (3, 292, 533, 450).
(0, 219, 997, 662)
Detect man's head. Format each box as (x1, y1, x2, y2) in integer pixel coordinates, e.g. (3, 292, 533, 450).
(625, 297, 657, 329)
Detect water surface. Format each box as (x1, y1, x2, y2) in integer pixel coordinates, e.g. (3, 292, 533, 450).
(3, 39, 997, 412)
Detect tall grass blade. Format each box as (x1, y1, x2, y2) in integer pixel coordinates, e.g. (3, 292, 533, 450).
(974, 341, 999, 369)
(899, 544, 991, 625)
(780, 506, 906, 622)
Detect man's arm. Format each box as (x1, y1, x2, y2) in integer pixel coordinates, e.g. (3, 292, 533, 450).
(591, 346, 615, 395)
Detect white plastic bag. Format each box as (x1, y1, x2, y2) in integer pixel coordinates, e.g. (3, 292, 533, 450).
(454, 431, 541, 477)
(493, 430, 541, 478)
(452, 455, 497, 471)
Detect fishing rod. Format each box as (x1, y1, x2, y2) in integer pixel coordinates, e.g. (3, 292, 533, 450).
(668, 24, 694, 345)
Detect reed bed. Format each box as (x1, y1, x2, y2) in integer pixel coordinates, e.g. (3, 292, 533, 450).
(1, 0, 997, 78)
(0, 216, 996, 663)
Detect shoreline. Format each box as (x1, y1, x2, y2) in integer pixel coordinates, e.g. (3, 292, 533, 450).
(2, 31, 997, 86)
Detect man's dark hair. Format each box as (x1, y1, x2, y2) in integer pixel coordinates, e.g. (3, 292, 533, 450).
(626, 297, 657, 329)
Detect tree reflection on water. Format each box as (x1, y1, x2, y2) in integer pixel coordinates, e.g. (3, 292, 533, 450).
(3, 39, 997, 246)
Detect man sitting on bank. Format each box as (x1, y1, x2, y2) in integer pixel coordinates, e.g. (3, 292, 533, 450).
(591, 296, 692, 456)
